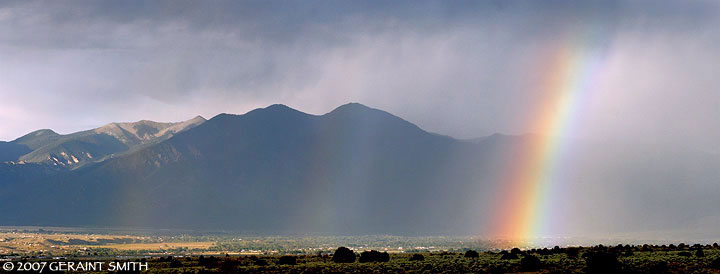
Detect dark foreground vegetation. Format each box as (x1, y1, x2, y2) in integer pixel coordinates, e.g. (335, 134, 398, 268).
(5, 243, 720, 273)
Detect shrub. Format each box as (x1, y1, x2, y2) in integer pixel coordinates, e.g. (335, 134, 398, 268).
(648, 261, 669, 274)
(565, 247, 580, 258)
(585, 251, 619, 274)
(553, 246, 561, 254)
(332, 247, 356, 263)
(500, 253, 519, 260)
(520, 254, 541, 271)
(359, 250, 390, 263)
(677, 251, 691, 257)
(409, 254, 425, 261)
(169, 259, 183, 268)
(199, 255, 218, 268)
(711, 257, 720, 270)
(486, 264, 507, 274)
(464, 250, 479, 258)
(695, 249, 705, 257)
(278, 255, 297, 265)
(219, 259, 238, 272)
(253, 259, 268, 266)
(537, 248, 552, 255)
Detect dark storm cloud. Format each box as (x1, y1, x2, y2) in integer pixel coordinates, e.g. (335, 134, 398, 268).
(0, 0, 718, 155)
(4, 0, 714, 49)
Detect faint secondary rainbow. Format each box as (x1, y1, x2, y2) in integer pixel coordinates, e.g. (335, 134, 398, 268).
(490, 29, 609, 243)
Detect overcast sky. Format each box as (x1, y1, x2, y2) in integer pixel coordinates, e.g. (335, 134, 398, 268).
(1, 0, 718, 153)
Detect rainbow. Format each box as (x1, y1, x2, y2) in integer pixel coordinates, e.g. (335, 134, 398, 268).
(489, 28, 609, 243)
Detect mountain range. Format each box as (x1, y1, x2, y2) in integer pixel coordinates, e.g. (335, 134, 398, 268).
(6, 116, 206, 169)
(1, 103, 718, 237)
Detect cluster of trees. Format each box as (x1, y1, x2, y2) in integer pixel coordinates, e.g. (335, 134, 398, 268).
(359, 250, 390, 263)
(331, 247, 391, 263)
(464, 248, 541, 271)
(496, 242, 720, 259)
(409, 254, 425, 261)
(277, 255, 297, 265)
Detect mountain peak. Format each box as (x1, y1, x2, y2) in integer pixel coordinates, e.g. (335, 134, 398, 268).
(12, 129, 61, 149)
(20, 129, 58, 138)
(95, 117, 207, 143)
(330, 102, 373, 113)
(265, 104, 292, 110)
(35, 129, 59, 136)
(242, 104, 309, 118)
(327, 103, 400, 120)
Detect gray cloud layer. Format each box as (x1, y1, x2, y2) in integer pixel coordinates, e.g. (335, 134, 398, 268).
(1, 0, 718, 153)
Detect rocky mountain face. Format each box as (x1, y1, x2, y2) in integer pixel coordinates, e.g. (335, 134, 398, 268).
(4, 116, 206, 169)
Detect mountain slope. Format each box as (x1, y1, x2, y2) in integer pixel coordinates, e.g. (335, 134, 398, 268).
(1, 104, 494, 234)
(0, 142, 31, 162)
(1, 103, 718, 237)
(10, 116, 206, 169)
